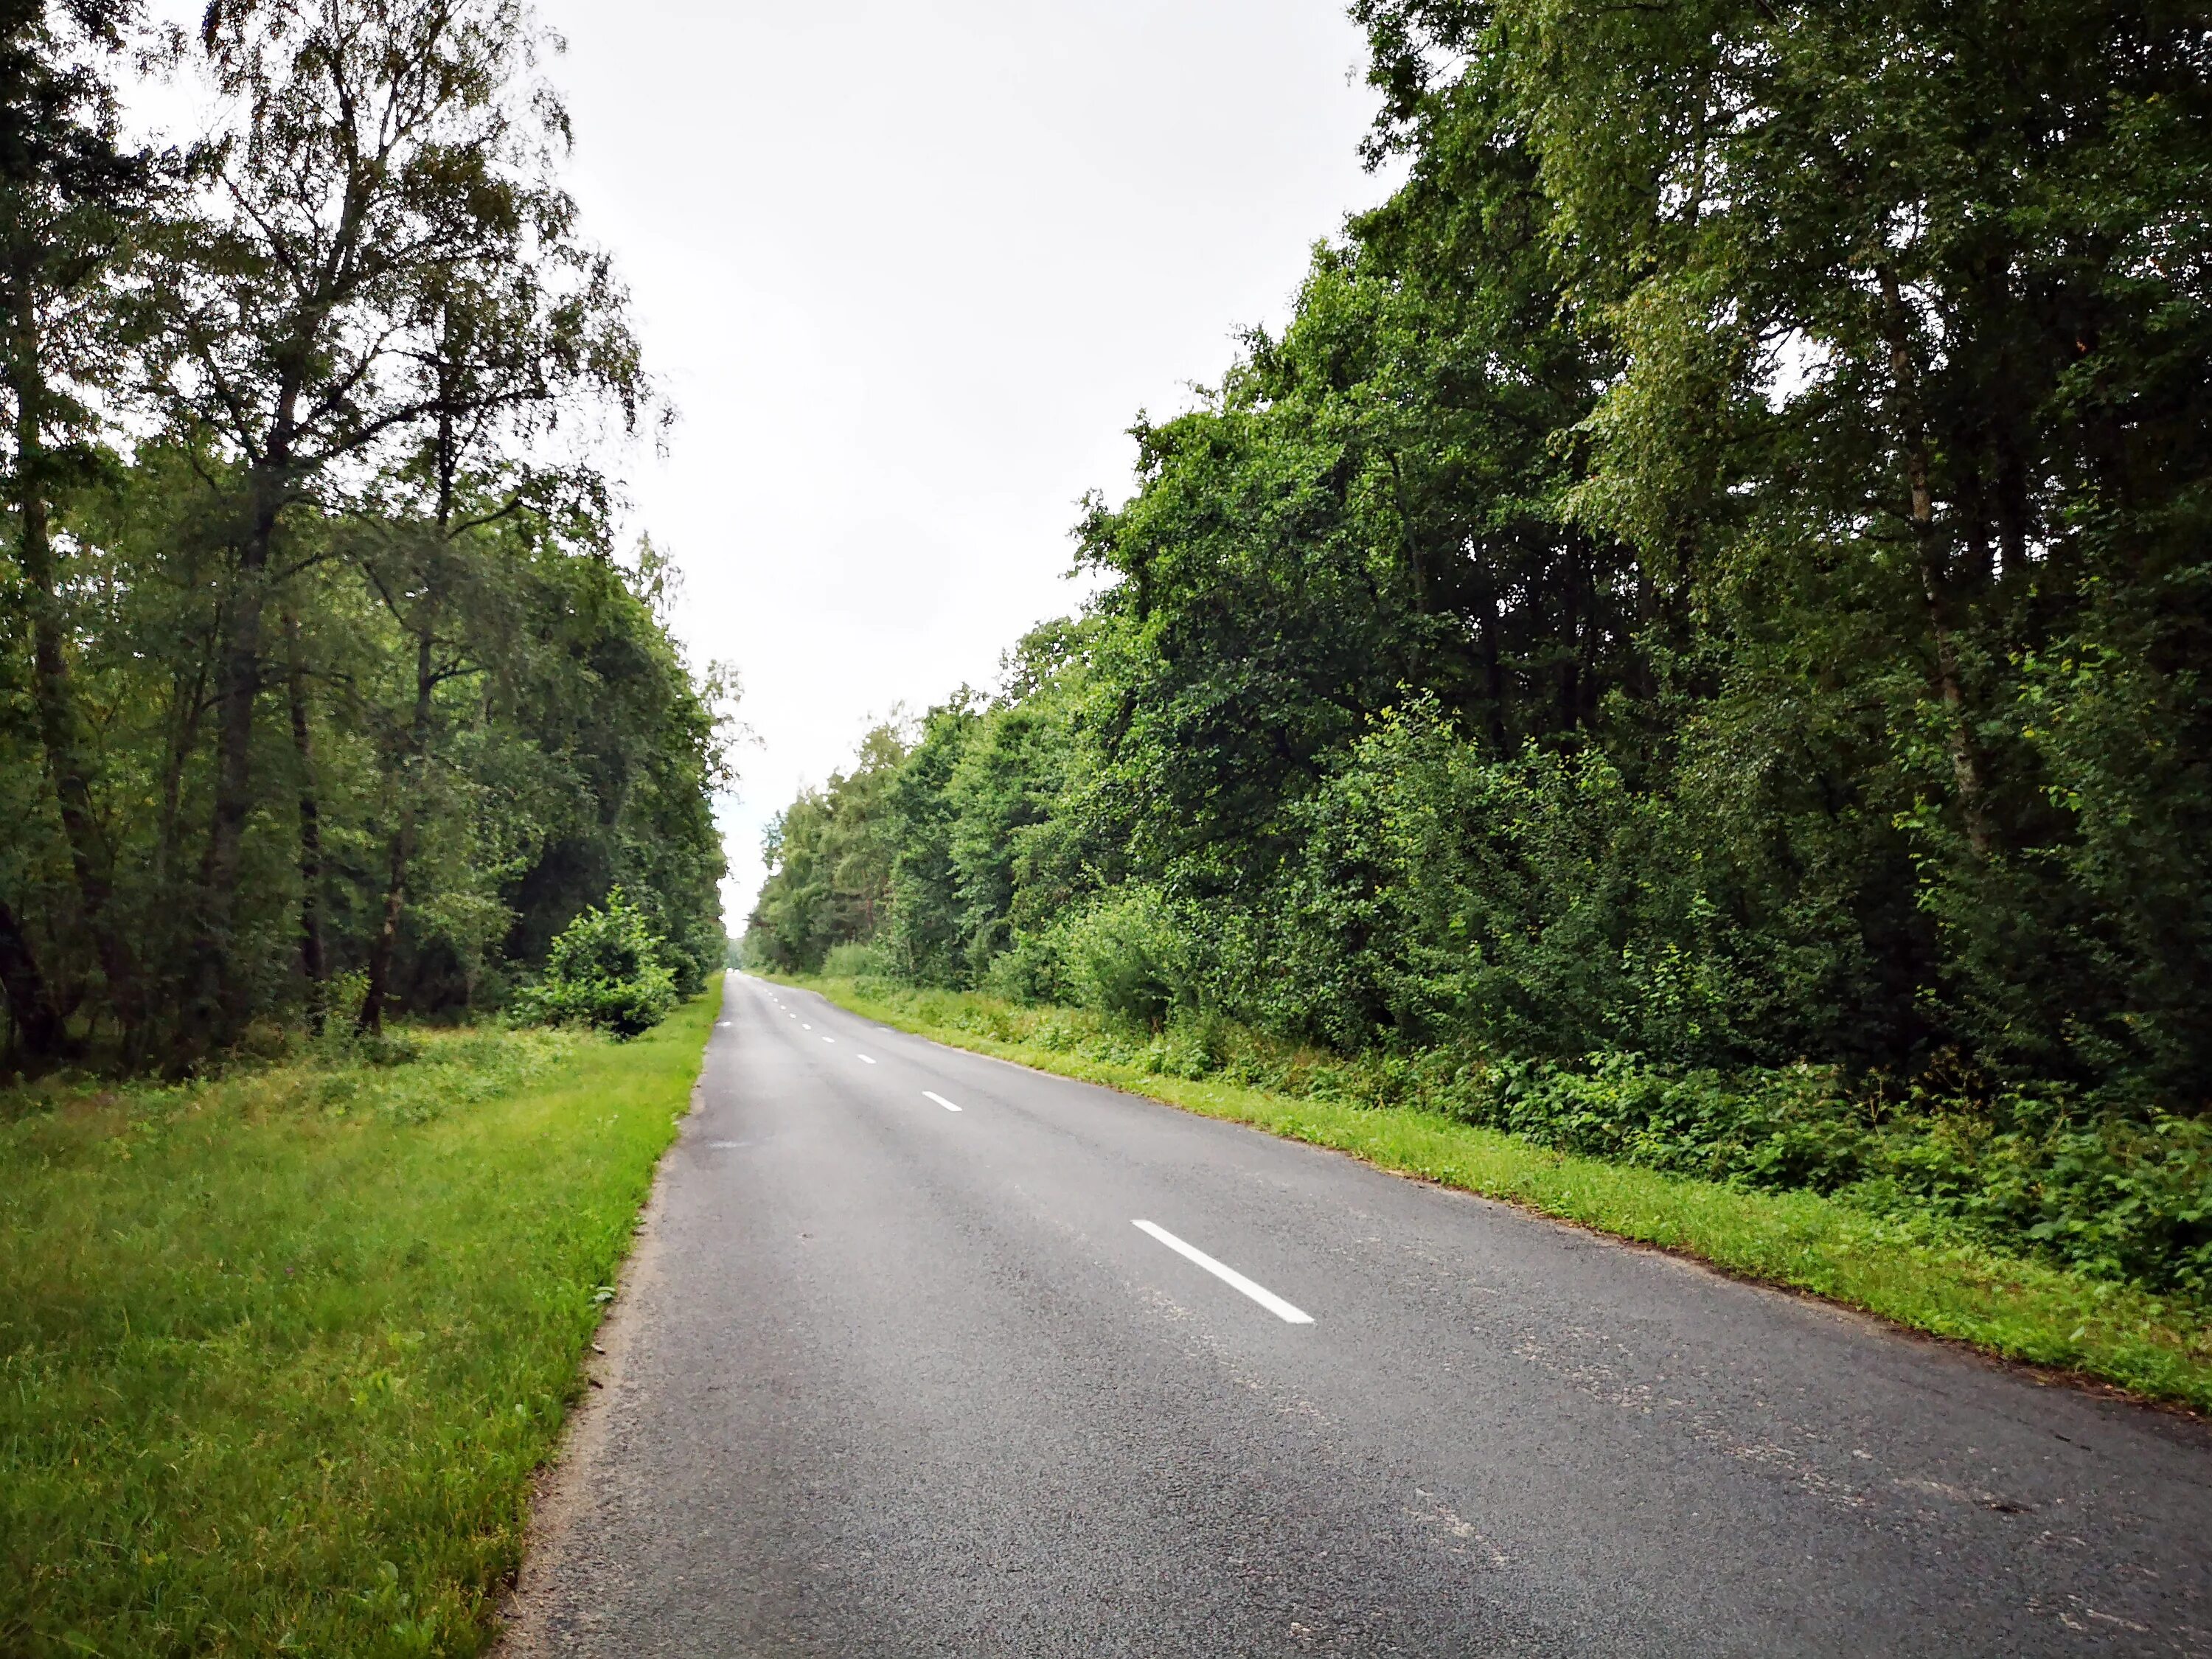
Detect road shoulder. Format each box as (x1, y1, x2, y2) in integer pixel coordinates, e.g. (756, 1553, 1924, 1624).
(490, 999, 714, 1657)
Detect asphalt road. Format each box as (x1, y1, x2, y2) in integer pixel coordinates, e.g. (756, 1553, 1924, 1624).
(501, 974, 2212, 1657)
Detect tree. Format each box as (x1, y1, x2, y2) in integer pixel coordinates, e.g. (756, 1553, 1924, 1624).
(349, 244, 650, 1036)
(754, 0, 2212, 1111)
(0, 0, 727, 1075)
(0, 0, 165, 1051)
(146, 0, 597, 1051)
(744, 721, 908, 973)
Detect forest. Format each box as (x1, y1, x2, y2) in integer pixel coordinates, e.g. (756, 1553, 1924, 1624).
(0, 0, 729, 1071)
(748, 0, 2212, 1298)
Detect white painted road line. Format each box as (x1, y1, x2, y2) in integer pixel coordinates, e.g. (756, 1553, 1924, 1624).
(922, 1091, 963, 1113)
(1132, 1220, 1314, 1324)
(822, 1036, 835, 1045)
(857, 1054, 877, 1065)
(802, 1023, 812, 1030)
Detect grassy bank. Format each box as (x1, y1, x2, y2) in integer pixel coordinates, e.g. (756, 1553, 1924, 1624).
(0, 984, 717, 1658)
(789, 973, 2212, 1413)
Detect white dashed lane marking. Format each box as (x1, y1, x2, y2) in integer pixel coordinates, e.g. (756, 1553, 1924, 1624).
(1132, 1220, 1313, 1325)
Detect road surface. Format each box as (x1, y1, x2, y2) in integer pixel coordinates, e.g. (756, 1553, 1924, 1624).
(500, 974, 2212, 1656)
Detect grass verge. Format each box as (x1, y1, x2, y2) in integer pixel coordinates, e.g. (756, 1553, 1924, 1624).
(788, 973, 2212, 1414)
(0, 983, 718, 1658)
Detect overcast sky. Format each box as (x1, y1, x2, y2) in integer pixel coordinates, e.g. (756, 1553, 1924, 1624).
(524, 0, 1399, 925)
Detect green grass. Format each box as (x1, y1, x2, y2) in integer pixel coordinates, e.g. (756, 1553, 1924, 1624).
(0, 984, 717, 1658)
(789, 973, 2212, 1414)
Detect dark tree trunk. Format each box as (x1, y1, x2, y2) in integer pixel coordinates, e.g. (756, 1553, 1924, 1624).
(1628, 556, 1659, 703)
(1557, 543, 1582, 734)
(282, 610, 326, 1034)
(154, 648, 209, 895)
(1992, 419, 2031, 580)
(1480, 568, 1507, 751)
(358, 623, 437, 1036)
(1879, 265, 1993, 858)
(1955, 444, 1994, 591)
(0, 894, 62, 1060)
(183, 461, 286, 1053)
(10, 264, 141, 1036)
(357, 826, 409, 1037)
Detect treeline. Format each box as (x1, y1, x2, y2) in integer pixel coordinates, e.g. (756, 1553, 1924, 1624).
(750, 0, 2212, 1237)
(1, 1, 728, 1071)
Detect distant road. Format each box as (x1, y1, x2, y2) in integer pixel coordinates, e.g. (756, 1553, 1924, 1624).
(503, 975, 2212, 1657)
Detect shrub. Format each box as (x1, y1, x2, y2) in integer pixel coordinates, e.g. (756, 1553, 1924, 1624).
(511, 890, 678, 1038)
(1058, 889, 1192, 1028)
(821, 941, 894, 979)
(980, 930, 1068, 1005)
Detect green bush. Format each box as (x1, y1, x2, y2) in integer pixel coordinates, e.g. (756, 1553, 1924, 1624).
(979, 928, 1068, 1005)
(1058, 889, 1193, 1028)
(821, 940, 895, 978)
(511, 890, 678, 1038)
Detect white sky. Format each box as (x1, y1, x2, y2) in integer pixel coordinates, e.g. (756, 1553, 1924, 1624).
(532, 0, 1401, 928)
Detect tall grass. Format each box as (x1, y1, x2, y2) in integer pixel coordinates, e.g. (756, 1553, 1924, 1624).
(0, 987, 717, 1657)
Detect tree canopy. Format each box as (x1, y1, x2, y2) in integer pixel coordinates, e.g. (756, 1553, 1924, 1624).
(1, 0, 729, 1070)
(751, 0, 2212, 1116)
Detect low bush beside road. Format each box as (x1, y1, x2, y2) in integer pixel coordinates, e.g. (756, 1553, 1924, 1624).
(790, 973, 2212, 1413)
(510, 891, 683, 1039)
(0, 984, 718, 1657)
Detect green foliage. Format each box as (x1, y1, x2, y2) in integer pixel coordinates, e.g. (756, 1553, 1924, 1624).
(1464, 1059, 2212, 1301)
(0, 989, 718, 1653)
(742, 721, 909, 975)
(1075, 889, 1204, 1027)
(0, 3, 730, 1071)
(821, 939, 894, 978)
(745, 622, 1097, 984)
(512, 891, 678, 1038)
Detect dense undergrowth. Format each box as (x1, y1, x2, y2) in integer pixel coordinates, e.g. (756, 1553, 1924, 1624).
(0, 987, 717, 1657)
(818, 970, 2211, 1310)
(1470, 1056, 2212, 1304)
